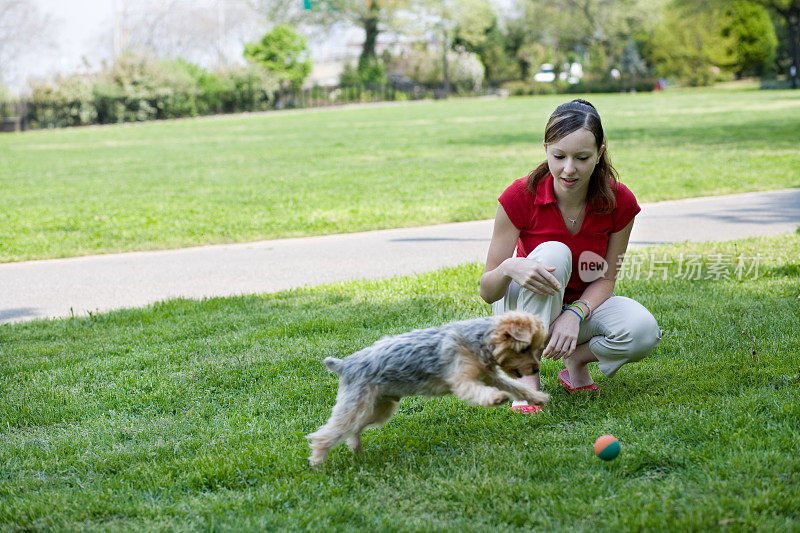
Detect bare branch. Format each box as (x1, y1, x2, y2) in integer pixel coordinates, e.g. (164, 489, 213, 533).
(0, 0, 57, 83)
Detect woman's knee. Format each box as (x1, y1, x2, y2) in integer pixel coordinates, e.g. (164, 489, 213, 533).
(527, 241, 572, 283)
(592, 298, 662, 362)
(528, 241, 571, 261)
(626, 312, 662, 359)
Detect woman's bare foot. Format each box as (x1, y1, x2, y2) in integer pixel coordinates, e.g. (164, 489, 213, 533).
(563, 343, 597, 388)
(564, 358, 593, 388)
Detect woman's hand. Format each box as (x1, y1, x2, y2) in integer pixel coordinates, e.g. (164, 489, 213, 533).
(504, 257, 562, 296)
(542, 311, 581, 360)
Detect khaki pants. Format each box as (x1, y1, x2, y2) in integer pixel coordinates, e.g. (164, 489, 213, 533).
(492, 241, 662, 378)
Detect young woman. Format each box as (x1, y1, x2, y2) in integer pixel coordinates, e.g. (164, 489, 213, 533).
(480, 99, 661, 413)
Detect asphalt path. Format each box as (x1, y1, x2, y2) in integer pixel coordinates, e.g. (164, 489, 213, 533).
(1, 188, 798, 325)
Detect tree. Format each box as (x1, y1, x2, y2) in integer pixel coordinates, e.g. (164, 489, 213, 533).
(749, 0, 800, 87)
(244, 24, 312, 89)
(645, 0, 781, 84)
(718, 1, 778, 77)
(645, 2, 730, 86)
(402, 0, 494, 92)
(454, 19, 519, 84)
(246, 0, 308, 28)
(104, 1, 265, 67)
(0, 0, 55, 88)
(250, 0, 410, 77)
(620, 39, 648, 78)
(520, 0, 664, 79)
(503, 18, 549, 81)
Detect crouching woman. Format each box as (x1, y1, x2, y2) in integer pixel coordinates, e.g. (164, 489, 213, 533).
(480, 99, 662, 413)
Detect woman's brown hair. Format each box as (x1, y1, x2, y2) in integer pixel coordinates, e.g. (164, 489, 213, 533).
(526, 99, 618, 213)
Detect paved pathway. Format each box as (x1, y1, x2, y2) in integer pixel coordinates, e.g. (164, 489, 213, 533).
(1, 188, 798, 325)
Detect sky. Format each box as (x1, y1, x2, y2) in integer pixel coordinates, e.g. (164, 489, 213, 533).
(6, 0, 514, 95)
(4, 0, 115, 93)
(7, 0, 361, 93)
(30, 0, 114, 81)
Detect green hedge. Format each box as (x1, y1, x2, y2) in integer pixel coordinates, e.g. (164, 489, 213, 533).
(565, 77, 659, 93)
(16, 53, 492, 130)
(499, 80, 568, 96)
(500, 77, 659, 96)
(26, 56, 281, 129)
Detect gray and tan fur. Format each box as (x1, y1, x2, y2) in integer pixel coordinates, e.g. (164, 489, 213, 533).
(306, 311, 549, 467)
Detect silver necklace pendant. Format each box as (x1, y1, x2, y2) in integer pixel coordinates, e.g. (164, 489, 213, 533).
(563, 205, 584, 226)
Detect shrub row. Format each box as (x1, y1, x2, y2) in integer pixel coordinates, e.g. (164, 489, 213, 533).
(565, 77, 661, 94)
(500, 76, 660, 96)
(16, 54, 487, 130)
(25, 55, 281, 129)
(9, 52, 662, 131)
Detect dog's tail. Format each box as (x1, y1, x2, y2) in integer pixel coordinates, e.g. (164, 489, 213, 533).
(323, 357, 343, 375)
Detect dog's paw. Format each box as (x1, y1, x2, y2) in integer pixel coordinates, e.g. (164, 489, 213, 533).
(525, 390, 550, 405)
(489, 391, 511, 406)
(347, 435, 363, 454)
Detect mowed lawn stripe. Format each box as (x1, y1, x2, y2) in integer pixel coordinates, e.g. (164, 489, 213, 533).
(1, 88, 798, 262)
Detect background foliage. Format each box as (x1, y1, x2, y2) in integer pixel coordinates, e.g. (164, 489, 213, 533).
(243, 24, 312, 90)
(642, 0, 778, 86)
(1, 0, 797, 128)
(27, 55, 281, 128)
(387, 47, 485, 93)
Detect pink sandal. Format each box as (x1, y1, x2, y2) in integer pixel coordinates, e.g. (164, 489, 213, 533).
(510, 404, 543, 414)
(558, 368, 599, 393)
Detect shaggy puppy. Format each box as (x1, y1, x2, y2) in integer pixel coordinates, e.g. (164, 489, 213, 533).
(307, 311, 548, 467)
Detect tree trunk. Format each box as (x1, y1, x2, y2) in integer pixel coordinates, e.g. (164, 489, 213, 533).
(358, 1, 381, 68)
(442, 31, 450, 97)
(789, 6, 799, 88)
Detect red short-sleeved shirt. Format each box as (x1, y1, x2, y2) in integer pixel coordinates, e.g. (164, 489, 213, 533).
(498, 173, 640, 302)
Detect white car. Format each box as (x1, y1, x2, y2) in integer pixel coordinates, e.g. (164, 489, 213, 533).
(533, 63, 556, 82)
(533, 63, 583, 84)
(561, 62, 583, 84)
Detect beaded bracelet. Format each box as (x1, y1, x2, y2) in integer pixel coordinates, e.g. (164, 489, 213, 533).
(574, 299, 593, 320)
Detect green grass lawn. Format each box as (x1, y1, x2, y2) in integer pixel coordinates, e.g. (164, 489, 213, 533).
(1, 87, 799, 262)
(2, 233, 798, 531)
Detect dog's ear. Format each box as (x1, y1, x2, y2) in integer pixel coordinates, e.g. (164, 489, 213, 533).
(492, 313, 548, 359)
(496, 313, 536, 344)
(530, 319, 546, 350)
(491, 313, 543, 360)
(505, 323, 532, 344)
